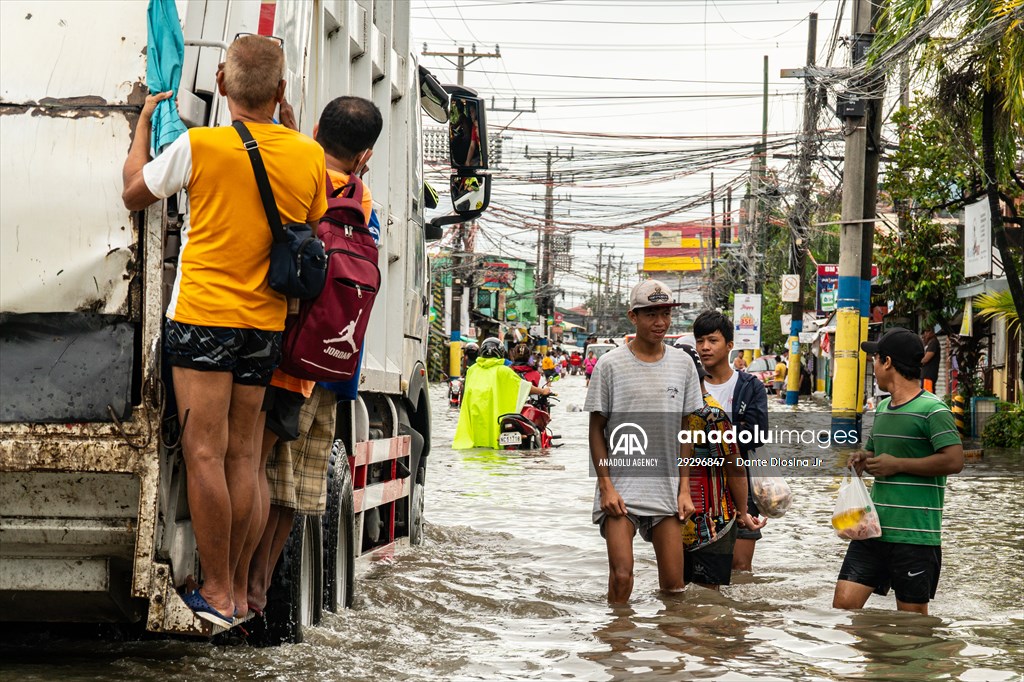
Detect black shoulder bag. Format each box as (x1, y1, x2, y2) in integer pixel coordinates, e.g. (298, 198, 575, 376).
(233, 121, 327, 300)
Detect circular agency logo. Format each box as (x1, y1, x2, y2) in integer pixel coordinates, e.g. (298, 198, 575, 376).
(609, 422, 648, 457)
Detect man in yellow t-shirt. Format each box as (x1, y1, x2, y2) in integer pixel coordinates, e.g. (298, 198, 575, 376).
(541, 353, 556, 380)
(248, 96, 383, 614)
(121, 36, 327, 627)
(773, 355, 788, 401)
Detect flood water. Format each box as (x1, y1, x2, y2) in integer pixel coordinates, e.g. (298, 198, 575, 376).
(3, 375, 1022, 681)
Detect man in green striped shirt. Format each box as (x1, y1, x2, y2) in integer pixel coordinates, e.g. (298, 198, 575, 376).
(833, 327, 964, 616)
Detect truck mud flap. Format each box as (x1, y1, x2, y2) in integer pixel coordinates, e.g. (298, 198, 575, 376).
(0, 313, 134, 423)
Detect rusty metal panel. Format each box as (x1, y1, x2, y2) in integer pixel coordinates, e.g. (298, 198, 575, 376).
(0, 112, 138, 315)
(0, 557, 111, 592)
(0, 472, 138, 518)
(0, 1, 148, 105)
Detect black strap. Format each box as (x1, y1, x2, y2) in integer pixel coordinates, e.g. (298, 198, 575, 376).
(233, 121, 286, 243)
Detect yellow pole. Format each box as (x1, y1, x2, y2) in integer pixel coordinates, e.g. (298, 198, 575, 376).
(856, 314, 869, 411)
(785, 333, 801, 404)
(832, 306, 861, 430)
(449, 338, 462, 378)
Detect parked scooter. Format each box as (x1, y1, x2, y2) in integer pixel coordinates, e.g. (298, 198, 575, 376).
(497, 392, 560, 450)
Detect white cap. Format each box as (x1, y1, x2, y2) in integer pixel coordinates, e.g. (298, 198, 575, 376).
(628, 279, 680, 311)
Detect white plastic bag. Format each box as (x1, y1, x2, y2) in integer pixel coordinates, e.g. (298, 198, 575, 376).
(831, 469, 882, 540)
(751, 475, 792, 518)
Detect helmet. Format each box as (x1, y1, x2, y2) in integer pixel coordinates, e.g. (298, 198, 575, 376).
(676, 343, 707, 380)
(463, 342, 479, 360)
(510, 343, 530, 362)
(479, 337, 505, 359)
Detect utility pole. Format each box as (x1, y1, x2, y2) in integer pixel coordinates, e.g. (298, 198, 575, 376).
(594, 244, 604, 334)
(524, 146, 573, 339)
(710, 172, 717, 260)
(421, 44, 501, 86)
(725, 186, 733, 244)
(605, 259, 614, 335)
(831, 0, 884, 440)
(781, 13, 821, 407)
(616, 256, 625, 309)
(739, 56, 770, 363)
(449, 223, 466, 379)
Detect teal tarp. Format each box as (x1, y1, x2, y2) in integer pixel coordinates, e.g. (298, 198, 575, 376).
(147, 0, 187, 155)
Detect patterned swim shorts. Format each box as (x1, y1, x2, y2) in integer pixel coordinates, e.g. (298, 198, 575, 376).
(164, 319, 281, 386)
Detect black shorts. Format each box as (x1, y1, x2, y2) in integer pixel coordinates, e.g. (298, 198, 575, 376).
(736, 476, 763, 541)
(685, 520, 738, 586)
(164, 320, 281, 386)
(838, 538, 942, 604)
(262, 385, 307, 442)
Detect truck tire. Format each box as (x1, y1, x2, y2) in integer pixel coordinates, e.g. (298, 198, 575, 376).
(258, 514, 324, 645)
(397, 416, 427, 546)
(323, 439, 355, 612)
(409, 468, 425, 546)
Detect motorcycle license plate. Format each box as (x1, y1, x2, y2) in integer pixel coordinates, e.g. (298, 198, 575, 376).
(498, 432, 522, 446)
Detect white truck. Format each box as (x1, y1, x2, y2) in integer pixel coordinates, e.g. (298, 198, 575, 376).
(0, 0, 490, 643)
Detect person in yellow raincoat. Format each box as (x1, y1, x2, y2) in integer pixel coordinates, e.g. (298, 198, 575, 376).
(453, 338, 552, 449)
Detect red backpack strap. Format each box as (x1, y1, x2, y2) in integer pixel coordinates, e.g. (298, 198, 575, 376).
(330, 172, 364, 206)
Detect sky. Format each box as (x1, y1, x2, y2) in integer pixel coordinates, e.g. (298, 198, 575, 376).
(412, 0, 856, 307)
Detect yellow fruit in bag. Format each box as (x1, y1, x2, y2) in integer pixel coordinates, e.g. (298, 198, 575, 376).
(831, 507, 866, 531)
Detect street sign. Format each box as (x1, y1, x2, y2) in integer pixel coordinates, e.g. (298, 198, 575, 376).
(964, 198, 992, 277)
(781, 274, 800, 302)
(733, 294, 761, 350)
(816, 264, 878, 314)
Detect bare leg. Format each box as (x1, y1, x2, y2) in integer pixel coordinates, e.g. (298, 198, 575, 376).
(172, 367, 234, 616)
(732, 538, 756, 572)
(232, 417, 275, 615)
(248, 503, 296, 610)
(223, 382, 266, 616)
(604, 517, 636, 604)
(833, 579, 874, 610)
(896, 600, 929, 615)
(650, 517, 685, 594)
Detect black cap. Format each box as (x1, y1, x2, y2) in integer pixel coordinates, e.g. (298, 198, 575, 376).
(861, 327, 924, 368)
(675, 342, 707, 380)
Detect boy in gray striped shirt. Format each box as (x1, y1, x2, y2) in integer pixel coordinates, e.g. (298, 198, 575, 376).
(585, 280, 703, 603)
(833, 327, 963, 616)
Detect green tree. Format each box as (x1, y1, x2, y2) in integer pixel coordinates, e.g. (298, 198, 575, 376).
(877, 99, 966, 329)
(871, 0, 1024, 330)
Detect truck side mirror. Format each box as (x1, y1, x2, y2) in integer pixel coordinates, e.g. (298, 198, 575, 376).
(448, 94, 487, 171)
(418, 66, 449, 124)
(450, 174, 491, 214)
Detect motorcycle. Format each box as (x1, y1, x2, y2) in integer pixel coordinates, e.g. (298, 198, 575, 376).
(497, 393, 560, 450)
(448, 376, 463, 408)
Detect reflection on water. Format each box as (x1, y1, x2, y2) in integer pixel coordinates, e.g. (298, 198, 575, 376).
(1, 378, 1022, 681)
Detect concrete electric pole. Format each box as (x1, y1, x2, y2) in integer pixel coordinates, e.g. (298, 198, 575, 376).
(421, 44, 501, 87)
(831, 0, 885, 440)
(781, 13, 821, 407)
(524, 146, 573, 338)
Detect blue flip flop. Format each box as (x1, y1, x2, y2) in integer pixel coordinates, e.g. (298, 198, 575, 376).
(181, 588, 233, 628)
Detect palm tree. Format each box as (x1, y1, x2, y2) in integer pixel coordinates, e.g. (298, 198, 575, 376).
(870, 0, 1024, 328)
(974, 289, 1020, 333)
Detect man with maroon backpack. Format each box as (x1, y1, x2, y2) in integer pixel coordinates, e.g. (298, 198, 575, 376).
(246, 96, 383, 615)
